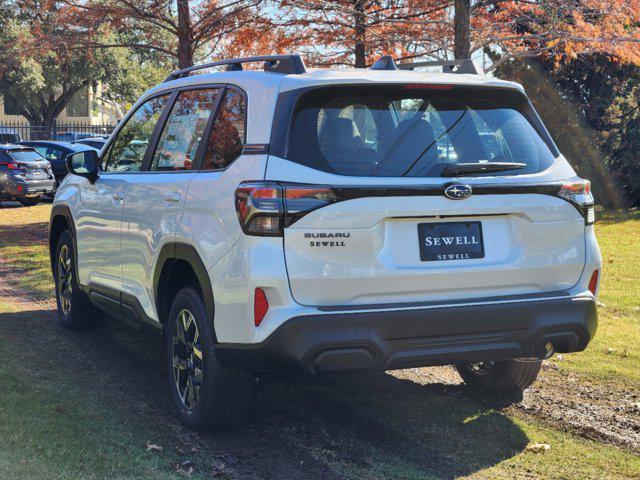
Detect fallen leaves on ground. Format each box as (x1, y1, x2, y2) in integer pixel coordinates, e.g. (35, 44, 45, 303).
(145, 441, 163, 452)
(525, 442, 551, 453)
(172, 459, 195, 477)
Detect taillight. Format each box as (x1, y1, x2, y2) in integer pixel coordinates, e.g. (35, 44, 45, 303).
(235, 182, 338, 236)
(558, 178, 595, 225)
(254, 288, 269, 327)
(588, 270, 599, 296)
(0, 161, 24, 171)
(282, 184, 338, 227)
(235, 182, 283, 236)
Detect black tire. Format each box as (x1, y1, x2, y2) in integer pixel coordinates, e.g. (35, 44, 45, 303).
(53, 230, 103, 328)
(165, 286, 252, 432)
(19, 197, 40, 206)
(456, 359, 542, 397)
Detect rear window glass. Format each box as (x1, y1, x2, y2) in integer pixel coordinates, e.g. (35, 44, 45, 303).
(286, 86, 558, 177)
(8, 149, 43, 163)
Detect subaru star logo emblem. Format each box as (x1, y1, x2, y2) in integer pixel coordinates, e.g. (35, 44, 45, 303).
(444, 184, 472, 200)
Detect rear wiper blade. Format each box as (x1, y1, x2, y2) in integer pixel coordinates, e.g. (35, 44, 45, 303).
(441, 162, 526, 177)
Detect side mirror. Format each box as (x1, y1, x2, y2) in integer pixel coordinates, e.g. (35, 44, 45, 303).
(66, 150, 99, 184)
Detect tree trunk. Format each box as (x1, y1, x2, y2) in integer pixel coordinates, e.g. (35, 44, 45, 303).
(354, 0, 366, 68)
(177, 0, 194, 68)
(453, 0, 471, 59)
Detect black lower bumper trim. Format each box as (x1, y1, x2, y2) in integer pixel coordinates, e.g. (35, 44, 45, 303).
(215, 294, 597, 375)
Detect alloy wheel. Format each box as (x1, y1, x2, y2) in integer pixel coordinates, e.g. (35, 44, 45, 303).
(465, 361, 495, 376)
(172, 309, 204, 410)
(57, 244, 73, 315)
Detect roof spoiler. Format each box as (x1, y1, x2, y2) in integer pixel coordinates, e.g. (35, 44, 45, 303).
(164, 54, 307, 82)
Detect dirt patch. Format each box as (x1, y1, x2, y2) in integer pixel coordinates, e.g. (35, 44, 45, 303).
(394, 363, 640, 453)
(517, 363, 640, 451)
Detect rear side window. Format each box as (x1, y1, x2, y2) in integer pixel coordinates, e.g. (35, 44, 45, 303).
(8, 149, 43, 163)
(150, 88, 221, 171)
(286, 86, 558, 177)
(201, 88, 246, 170)
(34, 146, 64, 161)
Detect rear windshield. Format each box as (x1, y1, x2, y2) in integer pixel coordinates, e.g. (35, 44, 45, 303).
(8, 149, 44, 163)
(286, 86, 558, 177)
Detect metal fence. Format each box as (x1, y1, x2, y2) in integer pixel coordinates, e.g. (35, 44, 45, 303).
(0, 120, 117, 142)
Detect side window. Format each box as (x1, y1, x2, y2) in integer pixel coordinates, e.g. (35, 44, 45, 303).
(34, 147, 61, 161)
(201, 89, 246, 170)
(104, 95, 169, 172)
(150, 88, 221, 171)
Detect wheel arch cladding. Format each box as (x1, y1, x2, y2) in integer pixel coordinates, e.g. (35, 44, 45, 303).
(154, 242, 216, 339)
(49, 205, 75, 278)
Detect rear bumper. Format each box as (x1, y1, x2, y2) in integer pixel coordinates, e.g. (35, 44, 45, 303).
(1, 179, 56, 198)
(215, 292, 597, 374)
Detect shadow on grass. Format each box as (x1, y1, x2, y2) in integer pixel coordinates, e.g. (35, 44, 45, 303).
(0, 220, 50, 246)
(0, 309, 530, 480)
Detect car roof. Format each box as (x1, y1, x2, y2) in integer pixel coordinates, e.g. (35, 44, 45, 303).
(20, 140, 91, 151)
(0, 143, 34, 151)
(149, 67, 524, 97)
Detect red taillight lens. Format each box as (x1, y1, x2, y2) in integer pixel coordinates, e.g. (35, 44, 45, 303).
(588, 270, 599, 296)
(235, 182, 338, 235)
(0, 161, 23, 170)
(254, 288, 269, 327)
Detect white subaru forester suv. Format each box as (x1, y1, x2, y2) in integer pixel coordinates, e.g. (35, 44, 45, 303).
(50, 54, 601, 431)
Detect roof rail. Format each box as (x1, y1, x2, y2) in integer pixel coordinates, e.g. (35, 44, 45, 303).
(398, 59, 480, 75)
(164, 54, 307, 82)
(370, 55, 397, 71)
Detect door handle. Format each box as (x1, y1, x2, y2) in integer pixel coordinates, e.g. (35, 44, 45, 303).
(164, 191, 181, 203)
(113, 191, 125, 201)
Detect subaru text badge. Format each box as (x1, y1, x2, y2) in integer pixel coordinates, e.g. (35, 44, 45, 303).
(444, 184, 472, 200)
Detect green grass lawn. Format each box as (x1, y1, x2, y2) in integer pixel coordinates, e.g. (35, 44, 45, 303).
(0, 204, 639, 479)
(0, 318, 216, 480)
(0, 204, 52, 300)
(551, 210, 640, 389)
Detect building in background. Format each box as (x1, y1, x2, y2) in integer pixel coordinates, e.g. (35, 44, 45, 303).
(0, 82, 120, 141)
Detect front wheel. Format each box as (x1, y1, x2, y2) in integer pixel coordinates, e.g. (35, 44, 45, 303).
(456, 359, 542, 398)
(164, 286, 252, 431)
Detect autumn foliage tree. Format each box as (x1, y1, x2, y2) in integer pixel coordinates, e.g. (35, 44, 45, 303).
(450, 0, 640, 71)
(62, 0, 266, 68)
(0, 0, 156, 128)
(275, 1, 451, 68)
(274, 1, 639, 71)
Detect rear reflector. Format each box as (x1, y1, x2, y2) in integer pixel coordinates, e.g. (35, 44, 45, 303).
(254, 288, 269, 327)
(588, 270, 599, 296)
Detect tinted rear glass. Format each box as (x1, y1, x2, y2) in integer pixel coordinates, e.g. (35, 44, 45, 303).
(286, 86, 558, 177)
(8, 149, 44, 163)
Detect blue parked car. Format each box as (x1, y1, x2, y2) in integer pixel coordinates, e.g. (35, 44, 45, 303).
(19, 140, 98, 184)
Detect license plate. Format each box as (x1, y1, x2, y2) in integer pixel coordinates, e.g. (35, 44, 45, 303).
(417, 221, 484, 261)
(27, 170, 47, 180)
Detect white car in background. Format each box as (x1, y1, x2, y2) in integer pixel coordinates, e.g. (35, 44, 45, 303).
(49, 54, 601, 431)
